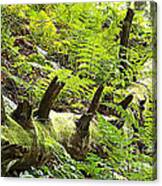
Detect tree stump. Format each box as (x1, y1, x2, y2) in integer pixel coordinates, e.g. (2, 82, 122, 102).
(68, 84, 104, 160)
(12, 100, 33, 130)
(37, 76, 65, 122)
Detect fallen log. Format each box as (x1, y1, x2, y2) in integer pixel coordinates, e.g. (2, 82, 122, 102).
(1, 141, 50, 176)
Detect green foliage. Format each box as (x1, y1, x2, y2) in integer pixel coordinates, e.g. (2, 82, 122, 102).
(77, 112, 155, 180)
(1, 1, 156, 180)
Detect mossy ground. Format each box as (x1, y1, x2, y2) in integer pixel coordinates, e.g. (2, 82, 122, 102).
(1, 110, 99, 164)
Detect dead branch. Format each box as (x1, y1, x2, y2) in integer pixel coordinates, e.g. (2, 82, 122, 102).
(118, 94, 134, 109)
(98, 94, 134, 117)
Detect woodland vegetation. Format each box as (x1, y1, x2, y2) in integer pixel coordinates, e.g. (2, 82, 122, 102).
(1, 1, 157, 180)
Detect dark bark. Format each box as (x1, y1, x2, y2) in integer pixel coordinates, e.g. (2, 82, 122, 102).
(118, 94, 133, 109)
(98, 104, 112, 116)
(76, 84, 104, 138)
(98, 94, 133, 117)
(138, 95, 147, 127)
(12, 100, 33, 130)
(1, 95, 6, 125)
(1, 139, 51, 176)
(113, 95, 133, 129)
(68, 85, 104, 160)
(119, 8, 134, 70)
(37, 76, 65, 121)
(1, 94, 6, 125)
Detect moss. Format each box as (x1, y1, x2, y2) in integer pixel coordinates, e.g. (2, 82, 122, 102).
(1, 115, 33, 146)
(49, 110, 78, 143)
(33, 120, 69, 157)
(1, 110, 101, 159)
(1, 114, 71, 166)
(49, 110, 100, 145)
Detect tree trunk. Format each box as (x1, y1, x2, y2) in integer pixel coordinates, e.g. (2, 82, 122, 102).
(119, 8, 134, 70)
(37, 76, 65, 122)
